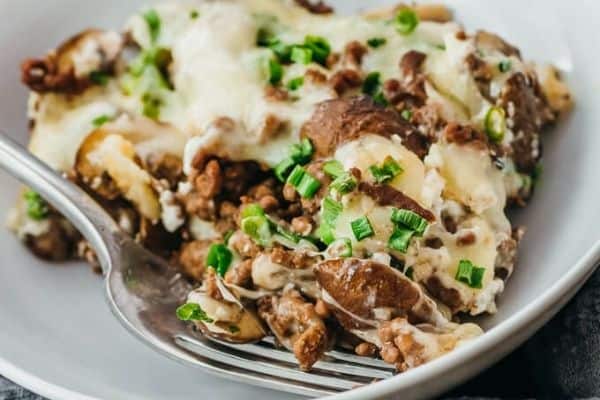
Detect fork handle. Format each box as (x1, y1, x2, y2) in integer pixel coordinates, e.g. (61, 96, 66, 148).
(0, 131, 119, 272)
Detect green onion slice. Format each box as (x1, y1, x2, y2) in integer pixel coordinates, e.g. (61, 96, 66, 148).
(323, 160, 345, 179)
(241, 203, 266, 218)
(401, 109, 412, 120)
(322, 197, 342, 226)
(287, 76, 304, 91)
(268, 58, 283, 84)
(303, 35, 330, 65)
(327, 238, 353, 258)
(369, 156, 403, 184)
(330, 173, 357, 195)
(498, 60, 512, 73)
(317, 223, 336, 245)
(350, 216, 375, 241)
(286, 165, 321, 198)
(206, 243, 233, 277)
(143, 9, 161, 43)
(290, 138, 314, 164)
(176, 303, 214, 323)
(484, 106, 506, 143)
(92, 114, 112, 127)
(388, 225, 414, 253)
(190, 10, 199, 19)
(367, 37, 387, 48)
(291, 46, 313, 64)
(23, 190, 48, 220)
(391, 208, 428, 236)
(396, 8, 419, 35)
(241, 215, 272, 246)
(89, 70, 109, 86)
(455, 259, 486, 289)
(362, 71, 381, 96)
(274, 157, 296, 182)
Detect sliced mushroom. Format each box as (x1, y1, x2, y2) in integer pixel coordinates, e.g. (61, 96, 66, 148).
(314, 258, 450, 330)
(187, 276, 265, 343)
(300, 96, 415, 158)
(21, 29, 123, 94)
(258, 289, 329, 370)
(75, 129, 160, 221)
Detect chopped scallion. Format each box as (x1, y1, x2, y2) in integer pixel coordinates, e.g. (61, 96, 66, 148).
(498, 60, 512, 73)
(350, 216, 374, 241)
(367, 37, 387, 48)
(176, 303, 214, 323)
(317, 223, 336, 245)
(286, 76, 304, 91)
(286, 165, 321, 198)
(391, 208, 428, 236)
(291, 46, 313, 64)
(362, 71, 381, 96)
(396, 8, 419, 35)
(290, 138, 314, 164)
(401, 109, 412, 121)
(303, 35, 331, 65)
(229, 325, 240, 333)
(143, 9, 161, 43)
(322, 197, 342, 226)
(328, 237, 353, 258)
(388, 225, 414, 253)
(89, 70, 109, 86)
(322, 159, 345, 179)
(268, 58, 283, 84)
(286, 165, 306, 187)
(241, 215, 272, 246)
(92, 114, 111, 127)
(190, 10, 199, 19)
(241, 203, 265, 218)
(330, 173, 357, 195)
(141, 91, 162, 119)
(455, 259, 485, 288)
(206, 243, 233, 277)
(296, 172, 321, 198)
(484, 106, 506, 143)
(369, 156, 403, 184)
(274, 157, 296, 182)
(23, 190, 48, 220)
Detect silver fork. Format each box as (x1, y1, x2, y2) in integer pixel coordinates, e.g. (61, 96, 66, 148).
(0, 132, 394, 397)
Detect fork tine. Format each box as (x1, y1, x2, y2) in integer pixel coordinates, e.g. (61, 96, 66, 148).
(210, 337, 394, 380)
(175, 334, 372, 391)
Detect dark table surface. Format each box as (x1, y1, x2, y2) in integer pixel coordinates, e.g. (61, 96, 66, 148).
(2, 265, 600, 400)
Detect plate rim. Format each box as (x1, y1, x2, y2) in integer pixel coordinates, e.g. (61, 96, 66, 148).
(1, 241, 598, 400)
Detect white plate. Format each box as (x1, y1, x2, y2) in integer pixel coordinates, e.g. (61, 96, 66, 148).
(0, 0, 598, 399)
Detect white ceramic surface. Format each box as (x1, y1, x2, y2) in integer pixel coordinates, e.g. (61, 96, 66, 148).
(0, 0, 599, 399)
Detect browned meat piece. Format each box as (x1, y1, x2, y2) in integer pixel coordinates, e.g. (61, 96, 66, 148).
(400, 50, 426, 79)
(178, 239, 213, 281)
(498, 73, 554, 173)
(264, 85, 289, 102)
(305, 68, 327, 84)
(443, 122, 488, 149)
(228, 231, 261, 259)
(424, 276, 463, 313)
(258, 290, 329, 370)
(297, 160, 331, 214)
(358, 182, 435, 221)
(343, 41, 367, 66)
(24, 217, 80, 261)
(314, 258, 443, 330)
(270, 247, 318, 270)
(378, 317, 482, 371)
(293, 0, 333, 14)
(475, 30, 521, 58)
(194, 159, 222, 199)
(21, 29, 123, 94)
(145, 153, 183, 189)
(300, 96, 415, 157)
(329, 69, 362, 96)
(495, 226, 525, 280)
(224, 259, 253, 287)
